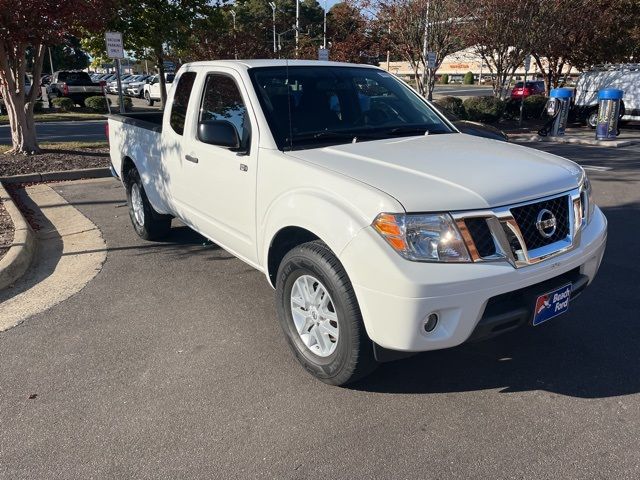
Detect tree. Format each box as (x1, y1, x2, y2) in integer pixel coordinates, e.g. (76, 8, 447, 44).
(527, 0, 640, 95)
(0, 0, 109, 154)
(46, 37, 90, 73)
(181, 0, 326, 62)
(463, 0, 532, 99)
(371, 0, 468, 100)
(83, 0, 212, 107)
(326, 3, 375, 63)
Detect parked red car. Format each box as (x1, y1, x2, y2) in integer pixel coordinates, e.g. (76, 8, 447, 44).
(510, 80, 545, 99)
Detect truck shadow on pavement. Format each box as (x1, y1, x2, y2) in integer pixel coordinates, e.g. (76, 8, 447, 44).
(350, 202, 640, 398)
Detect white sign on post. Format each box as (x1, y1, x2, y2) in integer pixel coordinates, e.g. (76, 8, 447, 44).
(318, 47, 329, 61)
(427, 52, 436, 69)
(105, 32, 124, 59)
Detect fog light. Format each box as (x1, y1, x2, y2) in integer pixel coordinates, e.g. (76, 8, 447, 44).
(424, 313, 439, 333)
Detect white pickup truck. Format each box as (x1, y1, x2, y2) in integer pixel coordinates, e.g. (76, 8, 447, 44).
(107, 60, 607, 385)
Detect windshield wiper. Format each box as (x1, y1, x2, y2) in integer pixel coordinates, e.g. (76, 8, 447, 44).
(386, 126, 431, 136)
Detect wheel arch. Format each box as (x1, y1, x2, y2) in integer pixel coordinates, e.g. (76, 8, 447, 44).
(266, 226, 321, 287)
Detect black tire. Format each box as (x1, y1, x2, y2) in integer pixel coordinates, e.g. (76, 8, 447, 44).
(276, 241, 377, 385)
(587, 109, 598, 129)
(125, 168, 171, 240)
(145, 92, 154, 106)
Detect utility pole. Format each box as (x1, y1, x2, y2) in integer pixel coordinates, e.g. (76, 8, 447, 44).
(269, 2, 277, 55)
(48, 47, 55, 74)
(231, 10, 237, 60)
(386, 23, 391, 71)
(323, 0, 327, 49)
(295, 0, 300, 57)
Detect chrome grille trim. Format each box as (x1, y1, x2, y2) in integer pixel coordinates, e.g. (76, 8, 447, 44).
(452, 188, 584, 268)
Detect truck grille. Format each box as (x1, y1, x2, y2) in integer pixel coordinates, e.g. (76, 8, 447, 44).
(465, 218, 496, 257)
(454, 189, 581, 268)
(510, 195, 570, 250)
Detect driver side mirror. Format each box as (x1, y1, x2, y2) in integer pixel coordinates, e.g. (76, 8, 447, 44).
(198, 120, 240, 149)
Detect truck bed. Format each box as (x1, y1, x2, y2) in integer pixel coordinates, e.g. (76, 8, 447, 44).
(108, 112, 164, 133)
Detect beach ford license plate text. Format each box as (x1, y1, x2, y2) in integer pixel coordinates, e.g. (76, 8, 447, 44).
(533, 283, 572, 326)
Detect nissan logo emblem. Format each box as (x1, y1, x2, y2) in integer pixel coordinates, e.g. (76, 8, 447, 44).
(536, 209, 557, 238)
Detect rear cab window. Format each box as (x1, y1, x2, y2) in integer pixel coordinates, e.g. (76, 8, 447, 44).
(169, 71, 197, 135)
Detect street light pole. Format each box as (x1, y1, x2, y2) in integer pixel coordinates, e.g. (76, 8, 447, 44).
(48, 47, 55, 75)
(230, 10, 238, 60)
(323, 0, 327, 49)
(295, 0, 299, 57)
(269, 2, 277, 55)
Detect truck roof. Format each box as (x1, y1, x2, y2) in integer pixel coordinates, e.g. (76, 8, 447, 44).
(183, 59, 380, 70)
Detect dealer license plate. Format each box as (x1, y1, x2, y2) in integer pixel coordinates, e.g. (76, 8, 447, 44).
(532, 283, 572, 326)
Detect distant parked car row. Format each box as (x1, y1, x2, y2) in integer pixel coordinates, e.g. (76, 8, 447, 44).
(88, 72, 175, 106)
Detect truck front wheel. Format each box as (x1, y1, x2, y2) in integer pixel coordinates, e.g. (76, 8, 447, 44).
(145, 92, 154, 106)
(125, 168, 171, 240)
(276, 241, 377, 385)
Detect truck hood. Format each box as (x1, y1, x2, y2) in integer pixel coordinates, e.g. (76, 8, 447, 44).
(287, 133, 583, 212)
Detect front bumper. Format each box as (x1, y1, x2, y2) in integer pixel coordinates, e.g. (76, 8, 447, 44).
(339, 206, 607, 352)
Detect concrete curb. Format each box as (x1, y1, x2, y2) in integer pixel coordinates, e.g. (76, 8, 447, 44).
(0, 167, 111, 184)
(0, 182, 36, 290)
(510, 134, 639, 148)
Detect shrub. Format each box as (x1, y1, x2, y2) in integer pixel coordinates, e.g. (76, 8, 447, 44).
(463, 96, 505, 123)
(116, 96, 133, 111)
(432, 96, 465, 119)
(52, 97, 74, 112)
(504, 95, 548, 121)
(463, 71, 474, 85)
(33, 100, 44, 113)
(85, 96, 111, 113)
(440, 73, 449, 84)
(523, 94, 548, 119)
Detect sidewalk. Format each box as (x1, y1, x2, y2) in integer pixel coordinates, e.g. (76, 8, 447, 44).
(509, 126, 640, 147)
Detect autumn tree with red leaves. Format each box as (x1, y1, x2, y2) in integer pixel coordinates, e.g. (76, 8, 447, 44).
(0, 0, 110, 154)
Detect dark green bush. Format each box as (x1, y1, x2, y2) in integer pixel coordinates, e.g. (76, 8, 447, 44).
(440, 73, 449, 84)
(523, 95, 547, 119)
(504, 95, 548, 120)
(432, 96, 465, 119)
(33, 100, 44, 113)
(463, 71, 474, 85)
(52, 97, 74, 112)
(463, 96, 505, 123)
(116, 96, 133, 111)
(85, 96, 111, 112)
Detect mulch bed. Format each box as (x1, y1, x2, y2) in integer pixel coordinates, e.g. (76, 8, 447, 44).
(0, 146, 110, 177)
(0, 199, 13, 262)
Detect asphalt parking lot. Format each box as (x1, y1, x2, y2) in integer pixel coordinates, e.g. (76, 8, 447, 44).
(1, 141, 639, 478)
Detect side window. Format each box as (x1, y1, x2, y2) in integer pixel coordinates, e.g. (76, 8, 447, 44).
(199, 74, 250, 146)
(169, 71, 197, 135)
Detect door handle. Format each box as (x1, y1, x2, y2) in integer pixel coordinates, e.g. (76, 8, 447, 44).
(185, 154, 199, 164)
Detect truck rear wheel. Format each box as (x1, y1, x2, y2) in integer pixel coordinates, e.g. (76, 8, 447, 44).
(125, 168, 171, 240)
(276, 241, 377, 385)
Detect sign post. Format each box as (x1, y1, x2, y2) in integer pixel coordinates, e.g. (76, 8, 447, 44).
(105, 32, 125, 114)
(519, 54, 531, 127)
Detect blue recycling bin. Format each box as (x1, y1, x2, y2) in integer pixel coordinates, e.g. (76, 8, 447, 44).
(596, 89, 623, 140)
(548, 88, 573, 136)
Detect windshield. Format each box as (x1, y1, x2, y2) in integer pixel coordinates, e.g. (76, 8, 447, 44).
(248, 65, 453, 150)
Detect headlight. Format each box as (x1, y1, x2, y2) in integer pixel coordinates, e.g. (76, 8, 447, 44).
(373, 213, 471, 262)
(578, 171, 595, 226)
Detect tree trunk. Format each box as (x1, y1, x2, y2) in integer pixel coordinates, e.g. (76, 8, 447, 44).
(0, 42, 45, 154)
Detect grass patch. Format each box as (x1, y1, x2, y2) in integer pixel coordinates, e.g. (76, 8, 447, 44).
(0, 112, 106, 125)
(0, 140, 108, 155)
